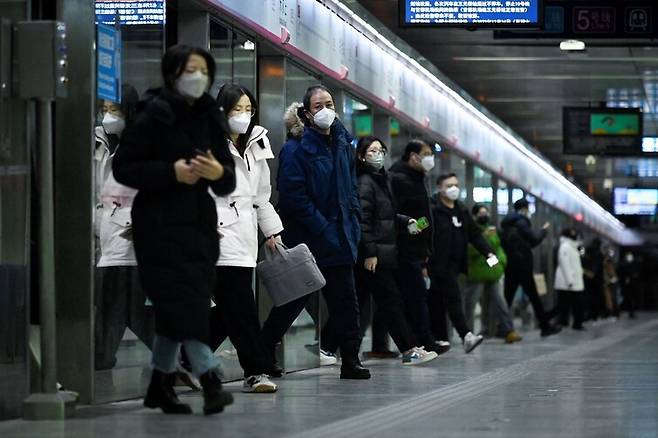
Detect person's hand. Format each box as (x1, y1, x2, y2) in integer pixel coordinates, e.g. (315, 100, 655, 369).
(407, 219, 420, 235)
(190, 150, 224, 181)
(542, 222, 551, 230)
(174, 159, 200, 185)
(364, 257, 378, 273)
(266, 235, 282, 251)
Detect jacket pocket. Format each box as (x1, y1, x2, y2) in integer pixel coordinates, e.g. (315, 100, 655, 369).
(110, 208, 132, 228)
(216, 203, 240, 229)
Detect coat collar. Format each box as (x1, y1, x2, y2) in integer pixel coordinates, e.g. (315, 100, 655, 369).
(139, 87, 224, 127)
(300, 119, 351, 154)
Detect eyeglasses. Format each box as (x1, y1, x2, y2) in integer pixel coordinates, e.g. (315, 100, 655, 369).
(230, 109, 256, 117)
(366, 149, 386, 155)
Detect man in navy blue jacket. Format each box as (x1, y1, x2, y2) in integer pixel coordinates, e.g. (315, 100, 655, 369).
(276, 85, 369, 380)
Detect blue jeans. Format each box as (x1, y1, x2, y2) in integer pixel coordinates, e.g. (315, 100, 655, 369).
(151, 335, 220, 378)
(395, 258, 435, 346)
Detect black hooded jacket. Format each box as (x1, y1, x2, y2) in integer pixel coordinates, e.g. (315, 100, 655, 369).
(389, 160, 433, 261)
(429, 197, 492, 278)
(500, 211, 547, 271)
(357, 162, 410, 269)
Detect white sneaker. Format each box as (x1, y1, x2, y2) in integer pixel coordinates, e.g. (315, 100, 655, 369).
(463, 332, 484, 354)
(242, 374, 278, 393)
(320, 349, 338, 366)
(402, 347, 438, 366)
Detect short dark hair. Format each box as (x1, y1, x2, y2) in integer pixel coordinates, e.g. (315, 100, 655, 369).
(562, 228, 577, 238)
(161, 44, 216, 91)
(514, 198, 529, 211)
(216, 83, 258, 151)
(298, 85, 332, 125)
(402, 139, 430, 161)
(436, 173, 458, 187)
(472, 203, 489, 216)
(356, 136, 387, 161)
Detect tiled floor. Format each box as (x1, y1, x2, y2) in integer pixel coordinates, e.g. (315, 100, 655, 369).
(2, 315, 657, 438)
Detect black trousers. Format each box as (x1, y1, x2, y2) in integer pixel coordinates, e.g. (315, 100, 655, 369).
(395, 258, 436, 346)
(261, 264, 361, 354)
(504, 266, 549, 329)
(94, 266, 154, 370)
(209, 266, 273, 377)
(553, 290, 585, 328)
(429, 273, 472, 340)
(355, 266, 418, 353)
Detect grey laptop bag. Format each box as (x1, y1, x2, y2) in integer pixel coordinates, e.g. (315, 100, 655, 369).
(256, 243, 326, 307)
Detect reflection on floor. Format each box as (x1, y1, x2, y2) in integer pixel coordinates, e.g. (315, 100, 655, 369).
(3, 314, 657, 437)
(94, 310, 319, 403)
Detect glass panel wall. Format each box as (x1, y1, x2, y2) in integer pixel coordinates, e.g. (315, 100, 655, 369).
(209, 20, 257, 96)
(93, 18, 164, 403)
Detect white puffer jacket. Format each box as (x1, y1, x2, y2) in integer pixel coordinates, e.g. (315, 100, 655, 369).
(213, 126, 283, 267)
(554, 236, 585, 292)
(95, 128, 138, 267)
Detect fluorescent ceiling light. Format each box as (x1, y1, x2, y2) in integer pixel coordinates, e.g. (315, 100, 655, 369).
(560, 40, 586, 51)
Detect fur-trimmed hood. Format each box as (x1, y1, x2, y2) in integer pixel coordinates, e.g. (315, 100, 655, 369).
(284, 102, 304, 139)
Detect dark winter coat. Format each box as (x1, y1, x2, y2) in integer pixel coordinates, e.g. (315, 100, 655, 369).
(356, 163, 410, 269)
(389, 160, 433, 261)
(500, 212, 547, 272)
(277, 120, 361, 267)
(429, 198, 493, 278)
(112, 88, 236, 343)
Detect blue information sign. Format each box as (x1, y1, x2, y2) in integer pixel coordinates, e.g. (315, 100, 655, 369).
(95, 1, 166, 26)
(400, 0, 542, 28)
(96, 24, 122, 103)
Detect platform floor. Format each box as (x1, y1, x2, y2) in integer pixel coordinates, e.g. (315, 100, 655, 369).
(2, 315, 657, 438)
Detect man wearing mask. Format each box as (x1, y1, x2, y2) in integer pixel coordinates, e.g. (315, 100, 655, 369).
(277, 85, 369, 380)
(501, 198, 561, 337)
(390, 140, 448, 354)
(428, 174, 492, 353)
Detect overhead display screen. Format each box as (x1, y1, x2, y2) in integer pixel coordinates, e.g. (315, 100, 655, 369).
(614, 188, 658, 216)
(95, 0, 166, 26)
(400, 0, 542, 28)
(563, 107, 643, 156)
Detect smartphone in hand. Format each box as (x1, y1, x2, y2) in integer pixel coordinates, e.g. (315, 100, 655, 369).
(486, 255, 499, 268)
(194, 148, 210, 158)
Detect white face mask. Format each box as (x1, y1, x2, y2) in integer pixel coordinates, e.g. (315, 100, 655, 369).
(421, 155, 435, 172)
(175, 71, 208, 100)
(365, 153, 384, 170)
(228, 112, 251, 135)
(102, 113, 125, 136)
(444, 186, 460, 201)
(312, 107, 336, 130)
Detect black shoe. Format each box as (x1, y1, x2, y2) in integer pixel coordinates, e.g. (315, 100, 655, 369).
(572, 325, 586, 331)
(269, 362, 284, 378)
(144, 369, 193, 415)
(199, 368, 234, 415)
(364, 350, 399, 359)
(339, 340, 371, 380)
(540, 324, 562, 337)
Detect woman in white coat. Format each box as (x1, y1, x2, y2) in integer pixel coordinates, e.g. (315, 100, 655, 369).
(209, 84, 281, 393)
(553, 228, 586, 330)
(94, 85, 155, 369)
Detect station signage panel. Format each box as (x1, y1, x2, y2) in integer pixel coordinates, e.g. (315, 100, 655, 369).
(399, 0, 543, 28)
(495, 0, 657, 39)
(95, 0, 166, 26)
(563, 107, 643, 156)
(96, 24, 122, 103)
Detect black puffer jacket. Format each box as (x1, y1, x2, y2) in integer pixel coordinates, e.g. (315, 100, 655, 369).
(113, 88, 236, 343)
(500, 212, 547, 271)
(389, 160, 433, 261)
(357, 163, 410, 269)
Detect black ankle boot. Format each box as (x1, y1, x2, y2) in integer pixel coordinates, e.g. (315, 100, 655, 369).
(199, 368, 234, 415)
(143, 369, 192, 414)
(268, 343, 284, 378)
(340, 340, 371, 380)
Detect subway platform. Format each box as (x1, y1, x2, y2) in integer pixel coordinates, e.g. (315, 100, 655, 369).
(2, 315, 657, 438)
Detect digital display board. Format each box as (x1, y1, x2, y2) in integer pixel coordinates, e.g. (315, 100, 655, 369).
(563, 107, 643, 156)
(614, 188, 658, 216)
(95, 1, 165, 26)
(400, 0, 543, 28)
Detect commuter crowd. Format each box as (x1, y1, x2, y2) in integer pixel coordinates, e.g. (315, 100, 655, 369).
(92, 45, 642, 415)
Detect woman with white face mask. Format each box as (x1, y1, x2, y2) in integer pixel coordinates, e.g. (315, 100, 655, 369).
(354, 136, 438, 366)
(112, 45, 236, 416)
(205, 84, 281, 393)
(94, 84, 158, 373)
